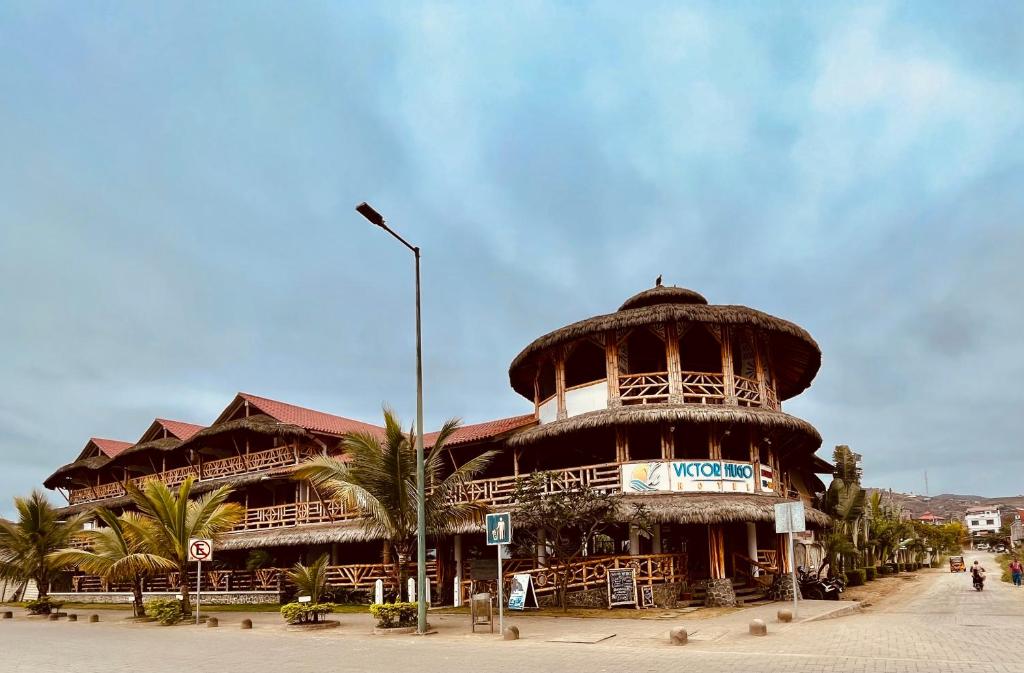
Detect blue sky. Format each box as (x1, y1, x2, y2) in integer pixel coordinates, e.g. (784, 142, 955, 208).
(1, 2, 1023, 517)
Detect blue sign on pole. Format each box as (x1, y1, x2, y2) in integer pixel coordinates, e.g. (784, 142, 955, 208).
(486, 512, 512, 546)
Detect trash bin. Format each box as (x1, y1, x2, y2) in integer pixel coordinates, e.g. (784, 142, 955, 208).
(470, 592, 493, 633)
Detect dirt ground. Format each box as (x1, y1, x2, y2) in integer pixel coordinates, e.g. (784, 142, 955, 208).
(840, 569, 933, 608)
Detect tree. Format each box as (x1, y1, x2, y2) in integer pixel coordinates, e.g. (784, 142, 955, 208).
(822, 445, 867, 574)
(49, 509, 175, 617)
(123, 477, 243, 616)
(0, 491, 89, 604)
(295, 408, 495, 593)
(287, 553, 329, 604)
(510, 473, 650, 610)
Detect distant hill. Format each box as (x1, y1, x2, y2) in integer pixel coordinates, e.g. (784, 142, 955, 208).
(865, 488, 1024, 523)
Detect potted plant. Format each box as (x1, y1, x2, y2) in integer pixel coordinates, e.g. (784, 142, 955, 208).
(279, 554, 339, 630)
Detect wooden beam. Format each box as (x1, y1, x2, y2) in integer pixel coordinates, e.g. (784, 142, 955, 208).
(605, 331, 621, 408)
(665, 321, 683, 403)
(660, 426, 674, 460)
(555, 350, 567, 420)
(720, 325, 736, 405)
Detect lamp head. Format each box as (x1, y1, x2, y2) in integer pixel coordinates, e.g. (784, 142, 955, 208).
(356, 202, 386, 227)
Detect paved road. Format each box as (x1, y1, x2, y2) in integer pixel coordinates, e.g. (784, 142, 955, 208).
(1, 553, 1020, 673)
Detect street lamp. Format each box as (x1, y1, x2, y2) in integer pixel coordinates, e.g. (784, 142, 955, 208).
(355, 201, 427, 635)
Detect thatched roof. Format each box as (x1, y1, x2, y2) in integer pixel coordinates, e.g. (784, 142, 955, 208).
(617, 492, 831, 527)
(219, 521, 376, 550)
(44, 455, 112, 488)
(619, 286, 707, 310)
(176, 414, 316, 451)
(508, 299, 820, 401)
(506, 403, 821, 454)
(107, 437, 183, 466)
(55, 470, 279, 517)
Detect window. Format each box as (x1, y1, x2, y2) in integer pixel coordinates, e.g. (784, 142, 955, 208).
(971, 520, 980, 527)
(986, 519, 995, 526)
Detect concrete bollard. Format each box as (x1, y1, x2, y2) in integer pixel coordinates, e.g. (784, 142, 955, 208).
(749, 619, 767, 636)
(669, 627, 688, 645)
(89, 614, 100, 623)
(48, 613, 60, 621)
(2, 611, 12, 619)
(240, 619, 252, 630)
(503, 625, 520, 641)
(68, 614, 78, 622)
(777, 609, 793, 623)
(207, 617, 219, 628)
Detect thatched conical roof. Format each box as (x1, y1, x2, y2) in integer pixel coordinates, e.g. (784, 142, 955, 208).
(617, 492, 830, 527)
(506, 403, 821, 454)
(508, 288, 820, 402)
(44, 455, 111, 488)
(176, 414, 316, 451)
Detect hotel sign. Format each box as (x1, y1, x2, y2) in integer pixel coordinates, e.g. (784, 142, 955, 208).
(620, 460, 756, 494)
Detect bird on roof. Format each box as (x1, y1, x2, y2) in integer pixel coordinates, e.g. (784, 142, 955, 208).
(655, 274, 663, 287)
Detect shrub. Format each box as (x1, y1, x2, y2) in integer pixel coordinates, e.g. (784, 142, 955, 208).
(878, 565, 893, 575)
(369, 602, 418, 629)
(280, 602, 337, 625)
(25, 597, 62, 615)
(865, 566, 877, 581)
(145, 598, 183, 625)
(846, 569, 866, 587)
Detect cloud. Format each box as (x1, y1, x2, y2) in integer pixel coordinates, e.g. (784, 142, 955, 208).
(1, 2, 1023, 516)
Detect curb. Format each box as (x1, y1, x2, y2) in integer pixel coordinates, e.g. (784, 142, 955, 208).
(799, 602, 862, 623)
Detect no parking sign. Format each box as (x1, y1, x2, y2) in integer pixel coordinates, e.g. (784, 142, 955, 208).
(188, 538, 213, 562)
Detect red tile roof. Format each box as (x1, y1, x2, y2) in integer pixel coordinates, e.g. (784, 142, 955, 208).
(154, 419, 206, 441)
(90, 438, 134, 459)
(239, 393, 384, 437)
(425, 414, 537, 448)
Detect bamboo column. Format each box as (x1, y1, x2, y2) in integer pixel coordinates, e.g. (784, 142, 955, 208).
(555, 351, 567, 420)
(708, 525, 726, 580)
(604, 331, 621, 408)
(720, 326, 736, 404)
(665, 322, 683, 403)
(753, 332, 769, 407)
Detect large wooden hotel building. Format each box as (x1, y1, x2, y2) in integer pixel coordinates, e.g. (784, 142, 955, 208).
(43, 284, 830, 607)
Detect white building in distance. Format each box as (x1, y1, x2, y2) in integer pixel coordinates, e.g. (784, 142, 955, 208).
(965, 506, 1001, 536)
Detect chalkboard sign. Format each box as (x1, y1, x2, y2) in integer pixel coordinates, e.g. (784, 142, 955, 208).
(471, 558, 498, 580)
(606, 567, 638, 608)
(640, 584, 655, 608)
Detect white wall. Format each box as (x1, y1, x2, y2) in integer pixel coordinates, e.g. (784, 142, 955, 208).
(564, 380, 608, 418)
(538, 396, 558, 424)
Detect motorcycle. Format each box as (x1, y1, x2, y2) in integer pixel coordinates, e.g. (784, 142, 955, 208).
(797, 564, 844, 601)
(972, 571, 985, 591)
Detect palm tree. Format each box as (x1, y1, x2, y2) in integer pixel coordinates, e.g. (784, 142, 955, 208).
(287, 553, 329, 604)
(823, 445, 867, 574)
(123, 477, 243, 615)
(49, 509, 175, 617)
(295, 408, 495, 593)
(0, 491, 89, 603)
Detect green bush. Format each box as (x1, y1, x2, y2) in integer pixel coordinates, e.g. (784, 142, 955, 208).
(865, 566, 877, 581)
(878, 565, 893, 575)
(369, 602, 418, 629)
(145, 598, 183, 625)
(846, 569, 866, 587)
(280, 602, 337, 625)
(25, 597, 62, 615)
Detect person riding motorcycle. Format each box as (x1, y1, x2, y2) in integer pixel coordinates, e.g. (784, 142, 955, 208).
(970, 561, 986, 590)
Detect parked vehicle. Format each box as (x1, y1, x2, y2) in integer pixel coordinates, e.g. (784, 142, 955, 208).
(949, 555, 966, 572)
(797, 564, 844, 601)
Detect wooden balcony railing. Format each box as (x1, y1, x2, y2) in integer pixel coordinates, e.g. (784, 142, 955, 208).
(234, 498, 361, 532)
(447, 462, 621, 508)
(461, 552, 687, 602)
(680, 371, 726, 404)
(619, 372, 670, 404)
(68, 444, 318, 505)
(68, 561, 438, 594)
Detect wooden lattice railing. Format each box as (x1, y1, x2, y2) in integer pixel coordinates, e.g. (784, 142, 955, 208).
(67, 561, 438, 594)
(731, 551, 777, 589)
(234, 498, 361, 531)
(69, 444, 318, 505)
(680, 371, 726, 404)
(461, 552, 687, 601)
(619, 372, 670, 404)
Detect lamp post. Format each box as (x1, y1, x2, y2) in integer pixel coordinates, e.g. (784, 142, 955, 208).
(355, 202, 427, 635)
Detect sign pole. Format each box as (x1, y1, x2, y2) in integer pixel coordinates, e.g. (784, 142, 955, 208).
(195, 559, 202, 625)
(497, 543, 504, 634)
(789, 504, 798, 619)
